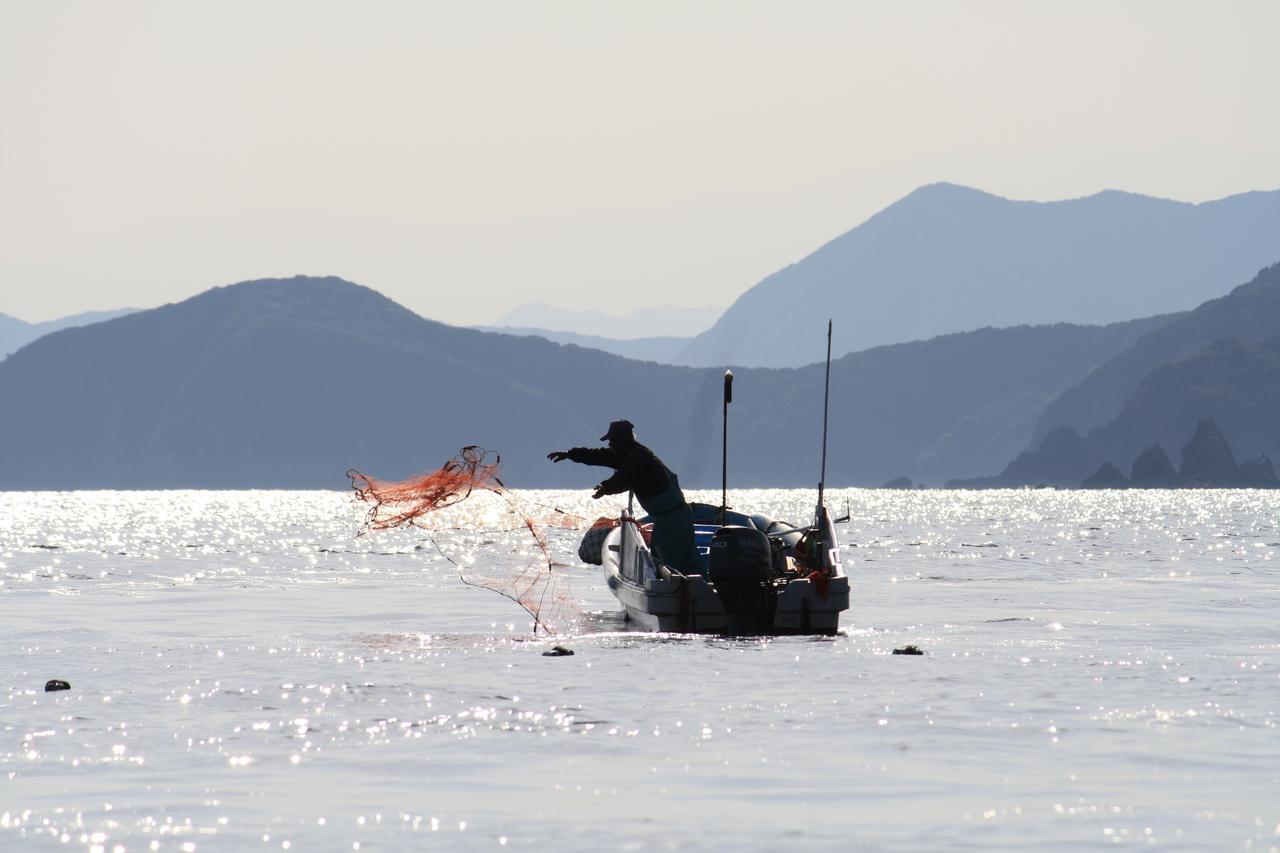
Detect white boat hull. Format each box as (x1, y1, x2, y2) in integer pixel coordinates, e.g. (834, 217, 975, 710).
(599, 508, 850, 635)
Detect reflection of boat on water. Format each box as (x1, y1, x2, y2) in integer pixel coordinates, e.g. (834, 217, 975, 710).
(589, 500, 849, 636)
(581, 321, 850, 637)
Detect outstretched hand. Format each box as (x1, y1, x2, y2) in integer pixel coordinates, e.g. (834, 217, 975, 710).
(591, 485, 606, 500)
(547, 450, 569, 463)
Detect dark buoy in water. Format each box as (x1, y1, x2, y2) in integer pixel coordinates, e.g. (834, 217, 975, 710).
(892, 646, 924, 656)
(45, 679, 71, 691)
(542, 645, 574, 657)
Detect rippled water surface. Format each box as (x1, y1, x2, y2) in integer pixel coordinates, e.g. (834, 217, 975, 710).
(2, 489, 1278, 851)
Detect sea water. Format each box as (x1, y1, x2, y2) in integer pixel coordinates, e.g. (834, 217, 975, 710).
(1, 489, 1277, 851)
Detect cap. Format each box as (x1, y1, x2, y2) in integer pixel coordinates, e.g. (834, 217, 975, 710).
(600, 420, 635, 441)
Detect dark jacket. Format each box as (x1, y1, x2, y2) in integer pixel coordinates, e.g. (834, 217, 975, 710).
(565, 441, 674, 499)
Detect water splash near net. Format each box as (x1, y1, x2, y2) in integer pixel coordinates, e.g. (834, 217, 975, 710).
(348, 446, 588, 636)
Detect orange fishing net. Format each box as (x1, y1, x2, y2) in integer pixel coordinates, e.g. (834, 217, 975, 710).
(348, 446, 588, 636)
(349, 446, 505, 531)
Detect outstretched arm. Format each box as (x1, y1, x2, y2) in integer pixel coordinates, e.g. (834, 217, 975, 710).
(547, 446, 621, 468)
(594, 470, 633, 496)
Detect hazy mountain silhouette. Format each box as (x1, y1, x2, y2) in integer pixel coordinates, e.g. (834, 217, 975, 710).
(956, 264, 1280, 488)
(495, 302, 718, 338)
(0, 278, 710, 489)
(474, 326, 689, 363)
(0, 313, 27, 356)
(723, 316, 1173, 487)
(674, 184, 1280, 368)
(0, 276, 1168, 489)
(1077, 415, 1278, 489)
(0, 308, 137, 359)
(1030, 262, 1280, 442)
(1091, 337, 1280, 475)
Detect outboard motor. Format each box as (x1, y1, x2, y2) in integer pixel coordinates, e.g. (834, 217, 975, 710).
(708, 525, 777, 635)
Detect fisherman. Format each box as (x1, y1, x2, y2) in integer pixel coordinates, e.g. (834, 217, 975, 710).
(548, 420, 705, 575)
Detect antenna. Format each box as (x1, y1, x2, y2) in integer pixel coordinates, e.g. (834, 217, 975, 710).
(721, 369, 733, 523)
(817, 320, 832, 519)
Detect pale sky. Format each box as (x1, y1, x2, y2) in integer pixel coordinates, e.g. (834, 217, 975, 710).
(2, 0, 1278, 326)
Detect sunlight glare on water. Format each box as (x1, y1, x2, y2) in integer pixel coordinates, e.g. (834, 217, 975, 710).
(2, 489, 1278, 851)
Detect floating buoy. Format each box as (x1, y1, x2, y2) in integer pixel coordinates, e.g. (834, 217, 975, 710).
(45, 679, 71, 691)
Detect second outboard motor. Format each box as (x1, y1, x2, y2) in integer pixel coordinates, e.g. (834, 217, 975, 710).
(708, 525, 777, 635)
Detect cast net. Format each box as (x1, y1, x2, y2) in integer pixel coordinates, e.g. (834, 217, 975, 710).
(348, 446, 588, 636)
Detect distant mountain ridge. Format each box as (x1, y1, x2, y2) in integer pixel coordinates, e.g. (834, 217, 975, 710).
(495, 302, 719, 338)
(674, 184, 1280, 367)
(0, 277, 682, 488)
(955, 262, 1280, 487)
(731, 314, 1175, 486)
(0, 307, 137, 359)
(473, 326, 689, 363)
(1029, 261, 1280, 443)
(0, 276, 1171, 489)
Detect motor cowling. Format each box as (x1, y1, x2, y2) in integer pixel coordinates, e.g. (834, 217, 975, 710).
(708, 525, 773, 579)
(708, 526, 776, 634)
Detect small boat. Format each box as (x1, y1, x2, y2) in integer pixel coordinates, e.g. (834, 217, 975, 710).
(581, 321, 850, 636)
(590, 500, 850, 635)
